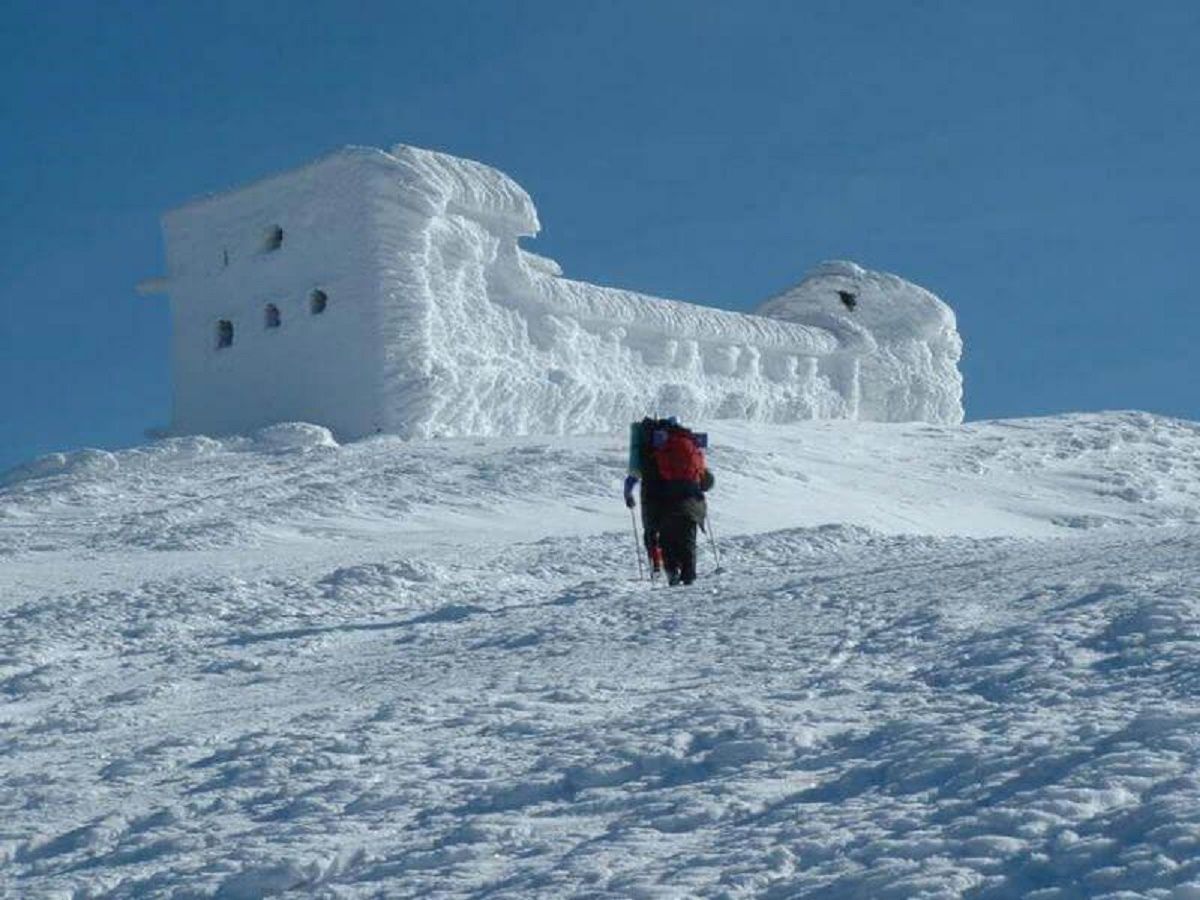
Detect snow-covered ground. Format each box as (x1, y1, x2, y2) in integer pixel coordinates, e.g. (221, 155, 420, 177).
(3, 412, 1200, 898)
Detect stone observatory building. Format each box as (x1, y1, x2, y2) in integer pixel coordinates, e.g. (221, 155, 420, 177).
(143, 143, 963, 440)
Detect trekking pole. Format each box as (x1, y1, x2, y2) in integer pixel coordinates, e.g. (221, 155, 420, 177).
(705, 513, 724, 574)
(629, 507, 646, 580)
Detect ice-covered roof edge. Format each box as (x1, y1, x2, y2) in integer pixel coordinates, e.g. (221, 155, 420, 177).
(757, 259, 959, 342)
(385, 144, 538, 237)
(162, 144, 539, 237)
(162, 146, 385, 221)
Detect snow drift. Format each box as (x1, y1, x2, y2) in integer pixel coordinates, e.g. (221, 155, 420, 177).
(3, 412, 1200, 897)
(153, 145, 964, 441)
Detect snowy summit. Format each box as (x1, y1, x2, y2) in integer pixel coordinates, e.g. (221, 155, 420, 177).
(4, 412, 1200, 896)
(21, 142, 1200, 900)
(141, 144, 963, 440)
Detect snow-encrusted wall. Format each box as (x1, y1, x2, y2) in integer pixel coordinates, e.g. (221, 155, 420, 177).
(363, 146, 870, 438)
(154, 144, 963, 441)
(162, 153, 382, 438)
(758, 261, 963, 424)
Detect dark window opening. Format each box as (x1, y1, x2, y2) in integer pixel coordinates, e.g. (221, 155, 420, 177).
(265, 303, 281, 328)
(216, 319, 234, 349)
(222, 248, 229, 267)
(310, 289, 328, 315)
(263, 225, 284, 252)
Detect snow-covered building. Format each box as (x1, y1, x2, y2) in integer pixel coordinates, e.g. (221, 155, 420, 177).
(143, 144, 963, 440)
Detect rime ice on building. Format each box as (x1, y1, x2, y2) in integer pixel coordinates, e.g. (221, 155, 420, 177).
(142, 144, 963, 440)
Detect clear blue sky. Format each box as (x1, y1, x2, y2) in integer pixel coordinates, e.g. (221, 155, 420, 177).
(2, 1, 1197, 471)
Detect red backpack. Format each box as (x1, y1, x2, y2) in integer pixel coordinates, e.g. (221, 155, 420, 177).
(651, 425, 707, 484)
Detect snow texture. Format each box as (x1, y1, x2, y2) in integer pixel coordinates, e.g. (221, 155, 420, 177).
(3, 411, 1200, 897)
(757, 259, 964, 424)
(157, 145, 963, 441)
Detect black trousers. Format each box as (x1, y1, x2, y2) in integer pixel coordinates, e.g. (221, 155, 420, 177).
(642, 494, 706, 583)
(641, 499, 662, 557)
(660, 511, 699, 583)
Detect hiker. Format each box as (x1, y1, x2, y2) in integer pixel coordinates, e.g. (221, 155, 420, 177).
(624, 417, 715, 586)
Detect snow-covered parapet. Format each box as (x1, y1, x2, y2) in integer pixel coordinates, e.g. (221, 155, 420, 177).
(148, 145, 962, 440)
(385, 143, 541, 239)
(758, 261, 964, 424)
(367, 145, 866, 436)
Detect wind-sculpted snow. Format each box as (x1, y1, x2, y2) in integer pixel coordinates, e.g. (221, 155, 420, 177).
(158, 145, 962, 442)
(758, 260, 964, 424)
(3, 413, 1200, 897)
(385, 143, 540, 238)
(3, 412, 1197, 559)
(369, 147, 865, 438)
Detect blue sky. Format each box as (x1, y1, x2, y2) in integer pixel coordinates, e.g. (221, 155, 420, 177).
(2, 1, 1197, 471)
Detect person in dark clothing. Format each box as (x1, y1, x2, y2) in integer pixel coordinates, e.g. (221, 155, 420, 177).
(634, 481, 667, 574)
(624, 417, 715, 585)
(656, 493, 709, 585)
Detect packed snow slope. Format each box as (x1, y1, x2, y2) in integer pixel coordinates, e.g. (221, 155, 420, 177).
(3, 412, 1200, 898)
